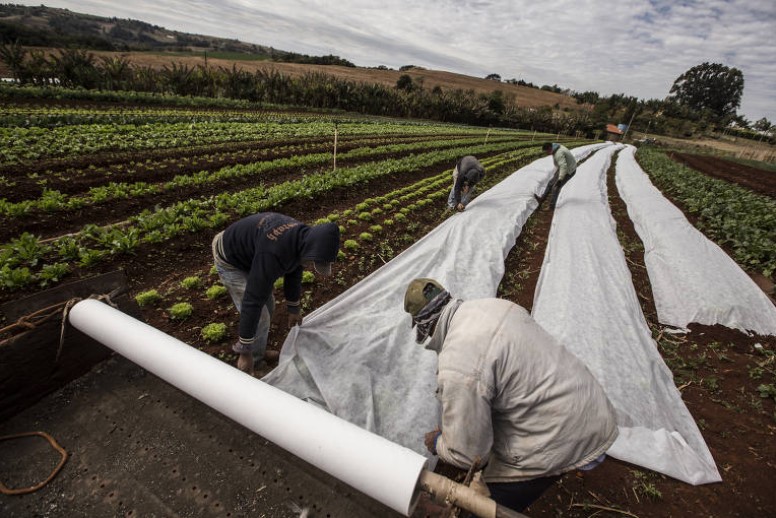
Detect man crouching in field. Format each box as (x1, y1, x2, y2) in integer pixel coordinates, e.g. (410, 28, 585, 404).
(212, 212, 340, 374)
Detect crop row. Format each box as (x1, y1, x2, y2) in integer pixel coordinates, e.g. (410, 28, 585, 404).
(128, 148, 549, 349)
(0, 106, 333, 128)
(637, 147, 776, 278)
(2, 135, 522, 220)
(0, 118, 530, 165)
(296, 147, 550, 284)
(1, 133, 468, 200)
(0, 139, 554, 291)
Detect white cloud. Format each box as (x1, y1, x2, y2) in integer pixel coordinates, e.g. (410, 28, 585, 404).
(11, 0, 776, 121)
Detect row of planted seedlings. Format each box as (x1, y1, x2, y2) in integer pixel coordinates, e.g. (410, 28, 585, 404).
(0, 134, 522, 222)
(0, 132, 459, 199)
(0, 115, 525, 165)
(127, 144, 555, 356)
(0, 105, 339, 128)
(129, 259, 297, 362)
(0, 137, 545, 293)
(310, 144, 556, 286)
(636, 147, 776, 280)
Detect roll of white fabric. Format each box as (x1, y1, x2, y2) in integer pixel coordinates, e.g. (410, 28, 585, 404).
(68, 299, 427, 516)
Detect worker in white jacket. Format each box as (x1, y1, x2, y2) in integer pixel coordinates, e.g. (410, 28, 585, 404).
(403, 278, 618, 512)
(539, 142, 577, 209)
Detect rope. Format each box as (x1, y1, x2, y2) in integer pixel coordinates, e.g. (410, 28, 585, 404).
(0, 431, 68, 495)
(0, 301, 70, 336)
(57, 287, 123, 362)
(1, 286, 124, 361)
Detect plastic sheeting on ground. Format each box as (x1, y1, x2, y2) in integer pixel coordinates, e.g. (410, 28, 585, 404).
(531, 144, 721, 485)
(615, 145, 776, 335)
(263, 144, 605, 455)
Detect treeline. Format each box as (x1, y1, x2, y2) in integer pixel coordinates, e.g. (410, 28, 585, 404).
(571, 90, 774, 144)
(0, 46, 592, 134)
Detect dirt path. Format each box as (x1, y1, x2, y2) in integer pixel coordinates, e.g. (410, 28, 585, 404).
(493, 150, 776, 517)
(669, 151, 776, 198)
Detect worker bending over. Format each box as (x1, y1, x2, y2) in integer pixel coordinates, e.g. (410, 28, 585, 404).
(540, 142, 577, 209)
(447, 155, 485, 212)
(212, 212, 340, 374)
(403, 278, 618, 512)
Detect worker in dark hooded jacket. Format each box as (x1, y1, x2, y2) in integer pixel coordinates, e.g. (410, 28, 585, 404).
(212, 212, 340, 373)
(447, 155, 485, 211)
(403, 278, 618, 512)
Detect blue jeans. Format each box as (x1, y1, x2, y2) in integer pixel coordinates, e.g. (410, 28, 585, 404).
(212, 233, 275, 358)
(447, 167, 475, 208)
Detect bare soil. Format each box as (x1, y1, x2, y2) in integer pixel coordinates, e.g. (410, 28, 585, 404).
(668, 151, 776, 199)
(491, 151, 776, 517)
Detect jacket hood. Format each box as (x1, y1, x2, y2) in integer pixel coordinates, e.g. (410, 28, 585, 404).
(300, 222, 340, 262)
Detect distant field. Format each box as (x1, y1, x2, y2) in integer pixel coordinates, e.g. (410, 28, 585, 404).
(630, 130, 776, 163)
(151, 50, 273, 61)
(0, 47, 586, 112)
(726, 156, 776, 172)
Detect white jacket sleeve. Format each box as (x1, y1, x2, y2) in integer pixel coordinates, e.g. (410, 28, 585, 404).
(435, 372, 493, 469)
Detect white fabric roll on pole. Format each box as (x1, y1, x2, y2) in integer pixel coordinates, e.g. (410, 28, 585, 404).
(68, 299, 427, 516)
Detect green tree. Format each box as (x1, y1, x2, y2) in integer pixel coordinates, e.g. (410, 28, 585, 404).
(753, 117, 772, 132)
(669, 62, 744, 119)
(396, 74, 414, 92)
(0, 40, 27, 82)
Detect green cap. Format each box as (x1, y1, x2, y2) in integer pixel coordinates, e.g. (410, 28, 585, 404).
(403, 278, 445, 318)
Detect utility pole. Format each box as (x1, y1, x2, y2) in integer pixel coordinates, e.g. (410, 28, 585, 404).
(622, 111, 636, 140)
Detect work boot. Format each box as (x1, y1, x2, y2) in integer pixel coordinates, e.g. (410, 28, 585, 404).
(236, 352, 254, 374)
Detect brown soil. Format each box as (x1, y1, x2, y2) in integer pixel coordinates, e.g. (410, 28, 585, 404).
(669, 152, 776, 198)
(2, 106, 776, 517)
(488, 150, 776, 517)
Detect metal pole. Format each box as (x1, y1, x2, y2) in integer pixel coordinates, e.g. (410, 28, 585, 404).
(333, 123, 338, 172)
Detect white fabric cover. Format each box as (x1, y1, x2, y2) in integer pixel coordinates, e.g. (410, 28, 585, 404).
(615, 145, 776, 335)
(531, 144, 721, 484)
(265, 142, 721, 486)
(263, 144, 604, 455)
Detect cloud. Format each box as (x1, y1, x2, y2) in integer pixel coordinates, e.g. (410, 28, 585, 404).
(13, 0, 776, 121)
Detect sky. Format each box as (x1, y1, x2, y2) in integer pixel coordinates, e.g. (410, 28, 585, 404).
(14, 0, 776, 122)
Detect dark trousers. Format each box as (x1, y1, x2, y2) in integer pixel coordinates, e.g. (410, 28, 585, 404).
(487, 474, 562, 512)
(549, 171, 575, 209)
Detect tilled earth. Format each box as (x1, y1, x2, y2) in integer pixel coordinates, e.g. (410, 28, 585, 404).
(668, 151, 776, 199)
(2, 145, 775, 517)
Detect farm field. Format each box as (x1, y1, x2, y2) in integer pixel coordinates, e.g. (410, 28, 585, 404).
(668, 151, 776, 199)
(1, 99, 776, 518)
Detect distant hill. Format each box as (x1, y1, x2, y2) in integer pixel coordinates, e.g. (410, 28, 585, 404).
(0, 3, 584, 113)
(0, 3, 355, 66)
